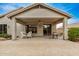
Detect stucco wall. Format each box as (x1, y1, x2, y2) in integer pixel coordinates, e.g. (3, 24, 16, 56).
(16, 23, 26, 37)
(0, 16, 25, 37)
(0, 17, 11, 35)
(32, 24, 43, 37)
(0, 16, 44, 37)
(15, 7, 64, 18)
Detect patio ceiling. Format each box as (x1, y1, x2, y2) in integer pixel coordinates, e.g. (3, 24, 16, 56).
(15, 17, 63, 25)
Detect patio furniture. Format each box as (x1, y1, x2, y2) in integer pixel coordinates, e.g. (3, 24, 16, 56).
(20, 31, 32, 39)
(52, 32, 58, 39)
(26, 31, 32, 38)
(20, 32, 27, 39)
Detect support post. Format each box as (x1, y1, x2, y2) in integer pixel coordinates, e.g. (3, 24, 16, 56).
(51, 24, 56, 34)
(63, 17, 68, 40)
(12, 18, 17, 40)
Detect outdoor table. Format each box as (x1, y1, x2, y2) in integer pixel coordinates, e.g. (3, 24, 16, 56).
(52, 32, 58, 39)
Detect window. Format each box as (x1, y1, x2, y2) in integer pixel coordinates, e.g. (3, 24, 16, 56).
(0, 24, 7, 34)
(26, 25, 37, 33)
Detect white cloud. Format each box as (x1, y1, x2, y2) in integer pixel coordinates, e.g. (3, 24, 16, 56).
(56, 23, 63, 28)
(3, 5, 16, 11)
(68, 18, 79, 24)
(0, 3, 30, 14)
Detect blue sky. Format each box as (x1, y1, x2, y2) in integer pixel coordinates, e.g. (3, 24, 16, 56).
(0, 3, 79, 24)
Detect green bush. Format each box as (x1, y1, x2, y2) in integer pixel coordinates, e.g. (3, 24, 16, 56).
(68, 28, 79, 42)
(0, 34, 11, 40)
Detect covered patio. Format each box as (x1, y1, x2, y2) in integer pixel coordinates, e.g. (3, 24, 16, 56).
(11, 16, 68, 40)
(7, 3, 71, 40)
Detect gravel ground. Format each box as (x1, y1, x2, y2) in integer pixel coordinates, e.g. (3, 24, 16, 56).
(0, 37, 79, 56)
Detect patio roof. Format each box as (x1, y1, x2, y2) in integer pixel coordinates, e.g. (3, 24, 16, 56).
(0, 3, 71, 19)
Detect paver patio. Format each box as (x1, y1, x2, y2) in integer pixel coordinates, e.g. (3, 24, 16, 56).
(0, 37, 79, 56)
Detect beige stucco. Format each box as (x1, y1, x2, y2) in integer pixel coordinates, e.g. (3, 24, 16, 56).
(0, 16, 12, 35)
(15, 7, 64, 18)
(51, 24, 56, 33)
(37, 22, 43, 36)
(63, 17, 68, 40)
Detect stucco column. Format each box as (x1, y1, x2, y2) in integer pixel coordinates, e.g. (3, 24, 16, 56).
(51, 24, 56, 34)
(37, 22, 43, 36)
(12, 18, 17, 40)
(63, 17, 68, 40)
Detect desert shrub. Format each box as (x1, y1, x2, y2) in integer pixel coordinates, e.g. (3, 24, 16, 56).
(68, 28, 79, 42)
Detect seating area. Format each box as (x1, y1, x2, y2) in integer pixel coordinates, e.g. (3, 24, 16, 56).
(20, 31, 32, 39)
(19, 31, 63, 40)
(52, 32, 58, 39)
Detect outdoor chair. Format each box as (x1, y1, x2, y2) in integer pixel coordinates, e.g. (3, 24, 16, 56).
(52, 32, 58, 39)
(26, 31, 32, 38)
(20, 32, 27, 39)
(20, 31, 32, 39)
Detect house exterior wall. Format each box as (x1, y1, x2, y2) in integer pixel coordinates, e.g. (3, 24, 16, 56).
(36, 23, 43, 36)
(0, 16, 11, 35)
(0, 16, 25, 37)
(31, 25, 43, 37)
(16, 23, 26, 37)
(51, 24, 56, 33)
(0, 16, 46, 37)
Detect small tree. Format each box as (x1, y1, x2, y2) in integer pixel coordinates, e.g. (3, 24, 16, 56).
(68, 28, 79, 41)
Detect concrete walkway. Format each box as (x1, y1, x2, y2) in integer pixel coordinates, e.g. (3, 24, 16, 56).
(0, 38, 79, 56)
